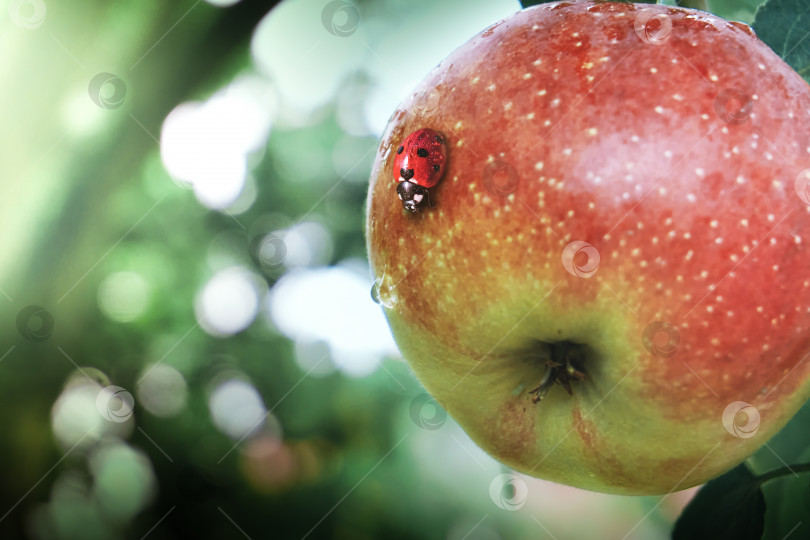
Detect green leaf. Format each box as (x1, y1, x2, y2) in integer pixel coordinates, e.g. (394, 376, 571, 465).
(761, 445, 810, 540)
(752, 0, 810, 82)
(673, 463, 766, 540)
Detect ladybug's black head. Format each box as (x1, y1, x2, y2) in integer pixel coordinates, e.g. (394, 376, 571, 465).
(397, 180, 428, 213)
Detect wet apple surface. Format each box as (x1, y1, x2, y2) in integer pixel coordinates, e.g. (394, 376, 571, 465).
(366, 1, 810, 494)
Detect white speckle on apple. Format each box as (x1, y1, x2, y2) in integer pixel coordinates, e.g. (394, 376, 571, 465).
(563, 148, 572, 156)
(686, 193, 697, 202)
(650, 67, 658, 74)
(544, 119, 551, 126)
(766, 152, 774, 160)
(455, 121, 463, 129)
(736, 175, 746, 184)
(471, 76, 480, 84)
(534, 161, 544, 171)
(673, 94, 684, 101)
(685, 250, 694, 260)
(768, 214, 775, 222)
(710, 220, 718, 228)
(504, 102, 513, 111)
(722, 126, 729, 134)
(664, 150, 673, 158)
(537, 89, 547, 96)
(715, 237, 723, 244)
(655, 106, 664, 114)
(551, 98, 560, 107)
(583, 62, 594, 69)
(587, 127, 598, 136)
(701, 113, 710, 120)
(523, 73, 532, 80)
(709, 74, 719, 82)
(526, 112, 535, 120)
(793, 234, 802, 244)
(487, 83, 496, 91)
(695, 168, 705, 177)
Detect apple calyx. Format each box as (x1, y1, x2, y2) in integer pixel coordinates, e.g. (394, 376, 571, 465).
(528, 341, 588, 403)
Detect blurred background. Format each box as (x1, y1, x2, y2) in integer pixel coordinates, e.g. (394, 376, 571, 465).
(0, 0, 797, 539)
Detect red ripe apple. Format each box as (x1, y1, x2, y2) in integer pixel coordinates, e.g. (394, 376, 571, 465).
(366, 0, 810, 495)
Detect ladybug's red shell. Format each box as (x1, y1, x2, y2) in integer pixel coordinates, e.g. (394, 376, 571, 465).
(393, 128, 447, 189)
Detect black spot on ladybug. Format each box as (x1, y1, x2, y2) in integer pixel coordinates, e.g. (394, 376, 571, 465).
(416, 148, 429, 158)
(433, 165, 440, 171)
(397, 146, 404, 154)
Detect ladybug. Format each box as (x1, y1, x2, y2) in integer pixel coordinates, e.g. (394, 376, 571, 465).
(393, 128, 447, 213)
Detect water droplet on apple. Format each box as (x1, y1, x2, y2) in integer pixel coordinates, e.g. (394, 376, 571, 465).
(371, 276, 397, 309)
(371, 281, 381, 304)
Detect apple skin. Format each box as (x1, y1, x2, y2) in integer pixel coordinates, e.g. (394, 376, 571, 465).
(366, 1, 810, 495)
